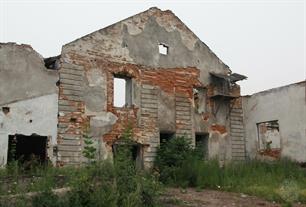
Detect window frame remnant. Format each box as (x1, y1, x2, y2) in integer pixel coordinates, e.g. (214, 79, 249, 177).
(158, 43, 169, 55)
(209, 72, 246, 99)
(210, 73, 231, 97)
(193, 87, 206, 114)
(113, 74, 132, 108)
(193, 88, 199, 111)
(256, 120, 281, 150)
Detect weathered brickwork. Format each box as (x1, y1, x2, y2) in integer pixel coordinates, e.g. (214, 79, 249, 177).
(57, 62, 87, 166)
(230, 97, 246, 161)
(56, 7, 246, 167)
(3, 8, 305, 167)
(58, 52, 205, 166)
(59, 42, 213, 165)
(57, 47, 245, 166)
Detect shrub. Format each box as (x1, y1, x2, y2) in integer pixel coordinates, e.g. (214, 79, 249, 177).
(154, 136, 194, 184)
(82, 133, 97, 164)
(278, 179, 299, 204)
(66, 162, 118, 207)
(32, 191, 65, 207)
(114, 127, 161, 207)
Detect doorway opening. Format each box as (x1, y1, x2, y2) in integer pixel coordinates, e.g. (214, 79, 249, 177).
(195, 133, 209, 159)
(7, 134, 48, 165)
(131, 144, 143, 169)
(112, 142, 143, 169)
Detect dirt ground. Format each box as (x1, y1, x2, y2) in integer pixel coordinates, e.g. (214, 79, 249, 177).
(162, 188, 306, 207)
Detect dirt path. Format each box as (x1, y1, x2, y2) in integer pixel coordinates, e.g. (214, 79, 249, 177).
(162, 188, 306, 207)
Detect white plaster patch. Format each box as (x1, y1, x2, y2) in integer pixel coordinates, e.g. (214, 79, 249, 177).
(90, 112, 118, 127)
(0, 94, 58, 166)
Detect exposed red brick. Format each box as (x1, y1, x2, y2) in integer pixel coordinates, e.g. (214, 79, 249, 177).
(210, 124, 227, 134)
(58, 51, 232, 165)
(258, 149, 281, 159)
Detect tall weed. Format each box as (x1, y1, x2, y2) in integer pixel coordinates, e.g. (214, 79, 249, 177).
(154, 136, 306, 203)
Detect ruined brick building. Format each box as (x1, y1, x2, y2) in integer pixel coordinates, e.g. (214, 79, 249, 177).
(0, 7, 305, 168)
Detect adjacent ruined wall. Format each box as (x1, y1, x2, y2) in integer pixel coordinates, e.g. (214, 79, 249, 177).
(58, 7, 239, 167)
(0, 43, 58, 166)
(242, 81, 306, 162)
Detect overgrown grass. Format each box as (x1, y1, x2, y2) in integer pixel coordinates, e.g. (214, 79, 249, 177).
(1, 135, 305, 206)
(0, 161, 162, 207)
(0, 132, 162, 207)
(154, 136, 306, 205)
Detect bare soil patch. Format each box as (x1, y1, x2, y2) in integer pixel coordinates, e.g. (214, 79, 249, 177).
(162, 188, 306, 207)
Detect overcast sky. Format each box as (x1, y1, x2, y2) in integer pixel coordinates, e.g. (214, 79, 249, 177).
(0, 0, 305, 95)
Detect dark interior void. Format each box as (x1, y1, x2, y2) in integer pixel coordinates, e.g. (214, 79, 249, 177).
(195, 133, 209, 159)
(132, 145, 143, 169)
(160, 132, 175, 144)
(112, 143, 143, 169)
(7, 134, 48, 164)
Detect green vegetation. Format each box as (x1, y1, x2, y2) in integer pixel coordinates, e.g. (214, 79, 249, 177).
(0, 129, 161, 207)
(82, 133, 97, 163)
(1, 134, 305, 206)
(154, 136, 306, 205)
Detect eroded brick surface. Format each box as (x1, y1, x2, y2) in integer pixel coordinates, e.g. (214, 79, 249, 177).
(56, 7, 244, 167)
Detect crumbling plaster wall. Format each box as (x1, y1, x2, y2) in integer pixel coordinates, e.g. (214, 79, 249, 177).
(242, 81, 306, 162)
(0, 43, 58, 104)
(58, 7, 234, 166)
(63, 8, 230, 78)
(0, 43, 58, 166)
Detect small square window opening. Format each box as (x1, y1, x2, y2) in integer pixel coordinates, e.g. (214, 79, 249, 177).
(160, 132, 175, 145)
(2, 107, 10, 115)
(159, 44, 168, 55)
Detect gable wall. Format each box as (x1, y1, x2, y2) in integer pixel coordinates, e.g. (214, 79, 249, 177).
(58, 8, 237, 166)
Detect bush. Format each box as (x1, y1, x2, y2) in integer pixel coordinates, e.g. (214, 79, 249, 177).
(113, 128, 161, 207)
(154, 136, 194, 184)
(32, 191, 65, 207)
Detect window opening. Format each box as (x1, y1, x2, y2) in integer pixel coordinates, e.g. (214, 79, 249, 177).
(114, 76, 132, 107)
(160, 132, 175, 145)
(158, 43, 168, 55)
(257, 120, 280, 150)
(2, 107, 10, 115)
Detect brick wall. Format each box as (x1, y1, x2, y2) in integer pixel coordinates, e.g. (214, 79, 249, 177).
(57, 62, 87, 166)
(57, 53, 203, 167)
